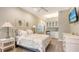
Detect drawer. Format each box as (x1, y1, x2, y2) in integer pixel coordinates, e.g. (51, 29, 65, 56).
(64, 39, 79, 44)
(3, 41, 14, 47)
(63, 43, 79, 52)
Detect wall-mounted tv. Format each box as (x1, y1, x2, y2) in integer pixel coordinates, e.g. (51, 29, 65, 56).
(69, 8, 78, 23)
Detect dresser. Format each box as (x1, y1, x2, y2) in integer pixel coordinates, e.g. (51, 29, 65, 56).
(0, 38, 15, 52)
(63, 33, 79, 52)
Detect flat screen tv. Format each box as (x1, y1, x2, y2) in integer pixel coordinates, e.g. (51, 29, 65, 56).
(69, 8, 78, 23)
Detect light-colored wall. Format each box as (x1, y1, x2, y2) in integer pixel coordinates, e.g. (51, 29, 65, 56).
(59, 7, 79, 35)
(58, 9, 71, 40)
(0, 7, 40, 38)
(59, 9, 70, 33)
(58, 7, 79, 40)
(0, 7, 39, 28)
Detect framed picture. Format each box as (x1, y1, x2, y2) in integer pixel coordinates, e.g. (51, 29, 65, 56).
(18, 20, 22, 26)
(15, 19, 25, 27)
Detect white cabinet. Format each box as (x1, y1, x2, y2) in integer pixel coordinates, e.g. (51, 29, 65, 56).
(46, 17, 59, 31)
(45, 17, 59, 39)
(63, 33, 79, 52)
(63, 43, 79, 52)
(46, 20, 58, 28)
(50, 32, 59, 39)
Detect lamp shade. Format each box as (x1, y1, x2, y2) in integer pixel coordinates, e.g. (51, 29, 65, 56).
(32, 25, 36, 28)
(1, 22, 13, 27)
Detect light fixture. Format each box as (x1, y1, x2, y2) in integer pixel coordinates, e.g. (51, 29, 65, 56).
(1, 22, 13, 38)
(33, 8, 38, 12)
(32, 25, 36, 28)
(44, 12, 58, 18)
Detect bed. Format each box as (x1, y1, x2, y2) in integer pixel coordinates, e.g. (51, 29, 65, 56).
(15, 30, 51, 52)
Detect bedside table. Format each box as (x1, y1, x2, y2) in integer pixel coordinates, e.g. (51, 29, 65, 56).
(0, 38, 15, 52)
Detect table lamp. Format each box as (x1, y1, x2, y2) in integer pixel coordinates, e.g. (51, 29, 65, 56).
(1, 22, 13, 38)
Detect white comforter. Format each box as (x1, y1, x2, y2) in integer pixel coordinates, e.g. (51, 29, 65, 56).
(16, 34, 51, 52)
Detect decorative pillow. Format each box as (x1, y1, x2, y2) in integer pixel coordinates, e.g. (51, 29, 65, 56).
(17, 30, 28, 36)
(26, 29, 33, 35)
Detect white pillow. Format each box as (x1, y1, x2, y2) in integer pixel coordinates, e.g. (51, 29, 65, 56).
(27, 29, 33, 35)
(17, 30, 28, 36)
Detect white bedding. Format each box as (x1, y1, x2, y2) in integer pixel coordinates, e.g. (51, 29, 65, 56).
(16, 34, 51, 52)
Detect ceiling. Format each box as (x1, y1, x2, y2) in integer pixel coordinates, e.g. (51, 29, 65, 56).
(21, 7, 70, 18)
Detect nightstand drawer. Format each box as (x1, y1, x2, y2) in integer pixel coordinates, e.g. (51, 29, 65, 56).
(0, 38, 15, 52)
(3, 41, 15, 47)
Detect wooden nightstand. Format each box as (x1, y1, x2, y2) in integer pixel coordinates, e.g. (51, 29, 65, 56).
(0, 38, 15, 52)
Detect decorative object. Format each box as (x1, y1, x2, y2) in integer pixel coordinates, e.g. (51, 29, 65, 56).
(18, 20, 22, 26)
(1, 22, 13, 38)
